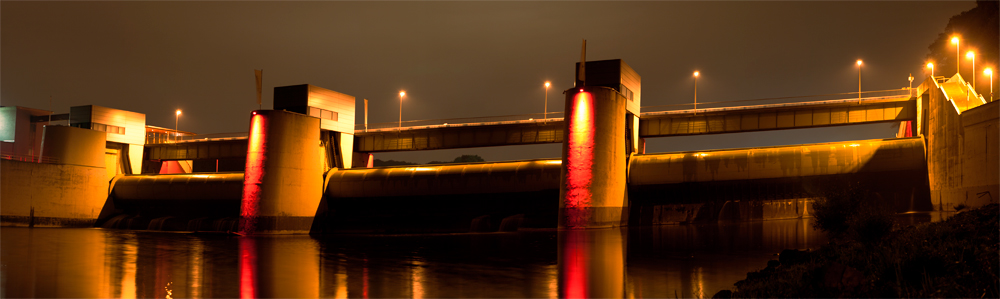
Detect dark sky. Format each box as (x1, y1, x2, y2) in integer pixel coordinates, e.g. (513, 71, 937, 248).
(1, 1, 976, 163)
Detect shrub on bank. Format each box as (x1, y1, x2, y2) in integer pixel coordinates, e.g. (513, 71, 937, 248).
(720, 204, 999, 298)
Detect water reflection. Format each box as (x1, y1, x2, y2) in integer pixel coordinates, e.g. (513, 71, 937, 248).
(2, 219, 830, 298)
(558, 228, 625, 298)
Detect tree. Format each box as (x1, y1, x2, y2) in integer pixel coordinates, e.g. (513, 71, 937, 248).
(925, 1, 998, 85)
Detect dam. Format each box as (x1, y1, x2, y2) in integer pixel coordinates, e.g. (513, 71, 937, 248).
(2, 59, 996, 234)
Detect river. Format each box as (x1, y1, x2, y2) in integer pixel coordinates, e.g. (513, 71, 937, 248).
(2, 219, 827, 298)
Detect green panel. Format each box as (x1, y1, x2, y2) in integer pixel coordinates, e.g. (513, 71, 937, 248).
(0, 107, 15, 142)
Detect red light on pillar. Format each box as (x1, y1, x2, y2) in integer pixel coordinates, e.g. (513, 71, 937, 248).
(367, 153, 374, 168)
(240, 113, 266, 235)
(565, 91, 594, 228)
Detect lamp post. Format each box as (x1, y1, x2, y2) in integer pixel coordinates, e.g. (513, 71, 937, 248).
(951, 36, 960, 75)
(927, 62, 935, 79)
(857, 60, 863, 102)
(693, 71, 699, 113)
(966, 51, 976, 90)
(985, 68, 994, 102)
(909, 74, 914, 96)
(398, 91, 405, 128)
(544, 81, 551, 120)
(175, 109, 182, 142)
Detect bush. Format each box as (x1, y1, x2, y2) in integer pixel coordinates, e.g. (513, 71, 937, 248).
(811, 182, 895, 243)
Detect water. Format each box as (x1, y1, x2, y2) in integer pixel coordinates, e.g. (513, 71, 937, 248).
(2, 219, 827, 298)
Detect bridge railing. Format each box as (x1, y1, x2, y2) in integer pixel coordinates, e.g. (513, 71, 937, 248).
(358, 112, 565, 132)
(640, 89, 915, 115)
(1, 152, 59, 164)
(146, 132, 250, 145)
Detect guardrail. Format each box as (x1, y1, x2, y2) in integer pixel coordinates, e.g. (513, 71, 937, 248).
(357, 112, 565, 132)
(146, 132, 249, 145)
(1, 153, 59, 164)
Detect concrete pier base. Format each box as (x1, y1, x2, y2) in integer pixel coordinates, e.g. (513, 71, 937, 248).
(240, 110, 323, 234)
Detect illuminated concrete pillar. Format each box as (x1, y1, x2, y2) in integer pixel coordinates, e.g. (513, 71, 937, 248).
(559, 87, 628, 228)
(240, 110, 323, 234)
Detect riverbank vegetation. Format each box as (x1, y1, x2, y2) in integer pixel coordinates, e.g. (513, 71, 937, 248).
(720, 203, 998, 298)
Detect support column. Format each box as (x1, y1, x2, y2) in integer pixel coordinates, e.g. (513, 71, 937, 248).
(559, 87, 628, 228)
(240, 110, 323, 234)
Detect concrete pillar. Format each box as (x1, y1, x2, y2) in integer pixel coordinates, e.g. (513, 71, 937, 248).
(240, 110, 323, 234)
(559, 86, 628, 228)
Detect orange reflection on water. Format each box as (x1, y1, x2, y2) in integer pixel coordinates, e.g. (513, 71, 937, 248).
(559, 228, 625, 298)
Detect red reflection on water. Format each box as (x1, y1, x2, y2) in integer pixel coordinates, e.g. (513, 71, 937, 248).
(240, 113, 266, 235)
(367, 153, 374, 168)
(239, 237, 257, 299)
(562, 231, 589, 298)
(566, 91, 595, 227)
(363, 258, 370, 299)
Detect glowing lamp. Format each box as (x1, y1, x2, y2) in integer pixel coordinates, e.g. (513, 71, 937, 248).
(966, 51, 975, 59)
(951, 37, 959, 44)
(856, 60, 863, 66)
(693, 71, 699, 77)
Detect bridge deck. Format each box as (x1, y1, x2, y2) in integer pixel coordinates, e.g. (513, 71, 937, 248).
(638, 95, 915, 138)
(145, 91, 917, 155)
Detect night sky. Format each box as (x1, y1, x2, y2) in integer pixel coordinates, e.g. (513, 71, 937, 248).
(1, 1, 977, 163)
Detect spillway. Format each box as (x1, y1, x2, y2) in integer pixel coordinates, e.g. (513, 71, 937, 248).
(102, 172, 244, 230)
(314, 159, 563, 233)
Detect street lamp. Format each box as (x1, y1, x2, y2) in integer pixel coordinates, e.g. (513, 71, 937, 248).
(966, 51, 976, 89)
(927, 62, 934, 79)
(985, 68, 994, 102)
(857, 60, 863, 101)
(175, 109, 182, 142)
(693, 71, 699, 113)
(544, 81, 551, 120)
(951, 36, 960, 75)
(909, 73, 914, 94)
(398, 91, 405, 128)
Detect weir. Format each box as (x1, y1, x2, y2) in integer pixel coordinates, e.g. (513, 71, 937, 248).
(4, 57, 996, 233)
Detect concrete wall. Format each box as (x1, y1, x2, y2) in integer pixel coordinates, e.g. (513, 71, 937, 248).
(273, 84, 356, 134)
(68, 105, 146, 146)
(924, 77, 1000, 210)
(40, 125, 107, 168)
(1, 159, 109, 227)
